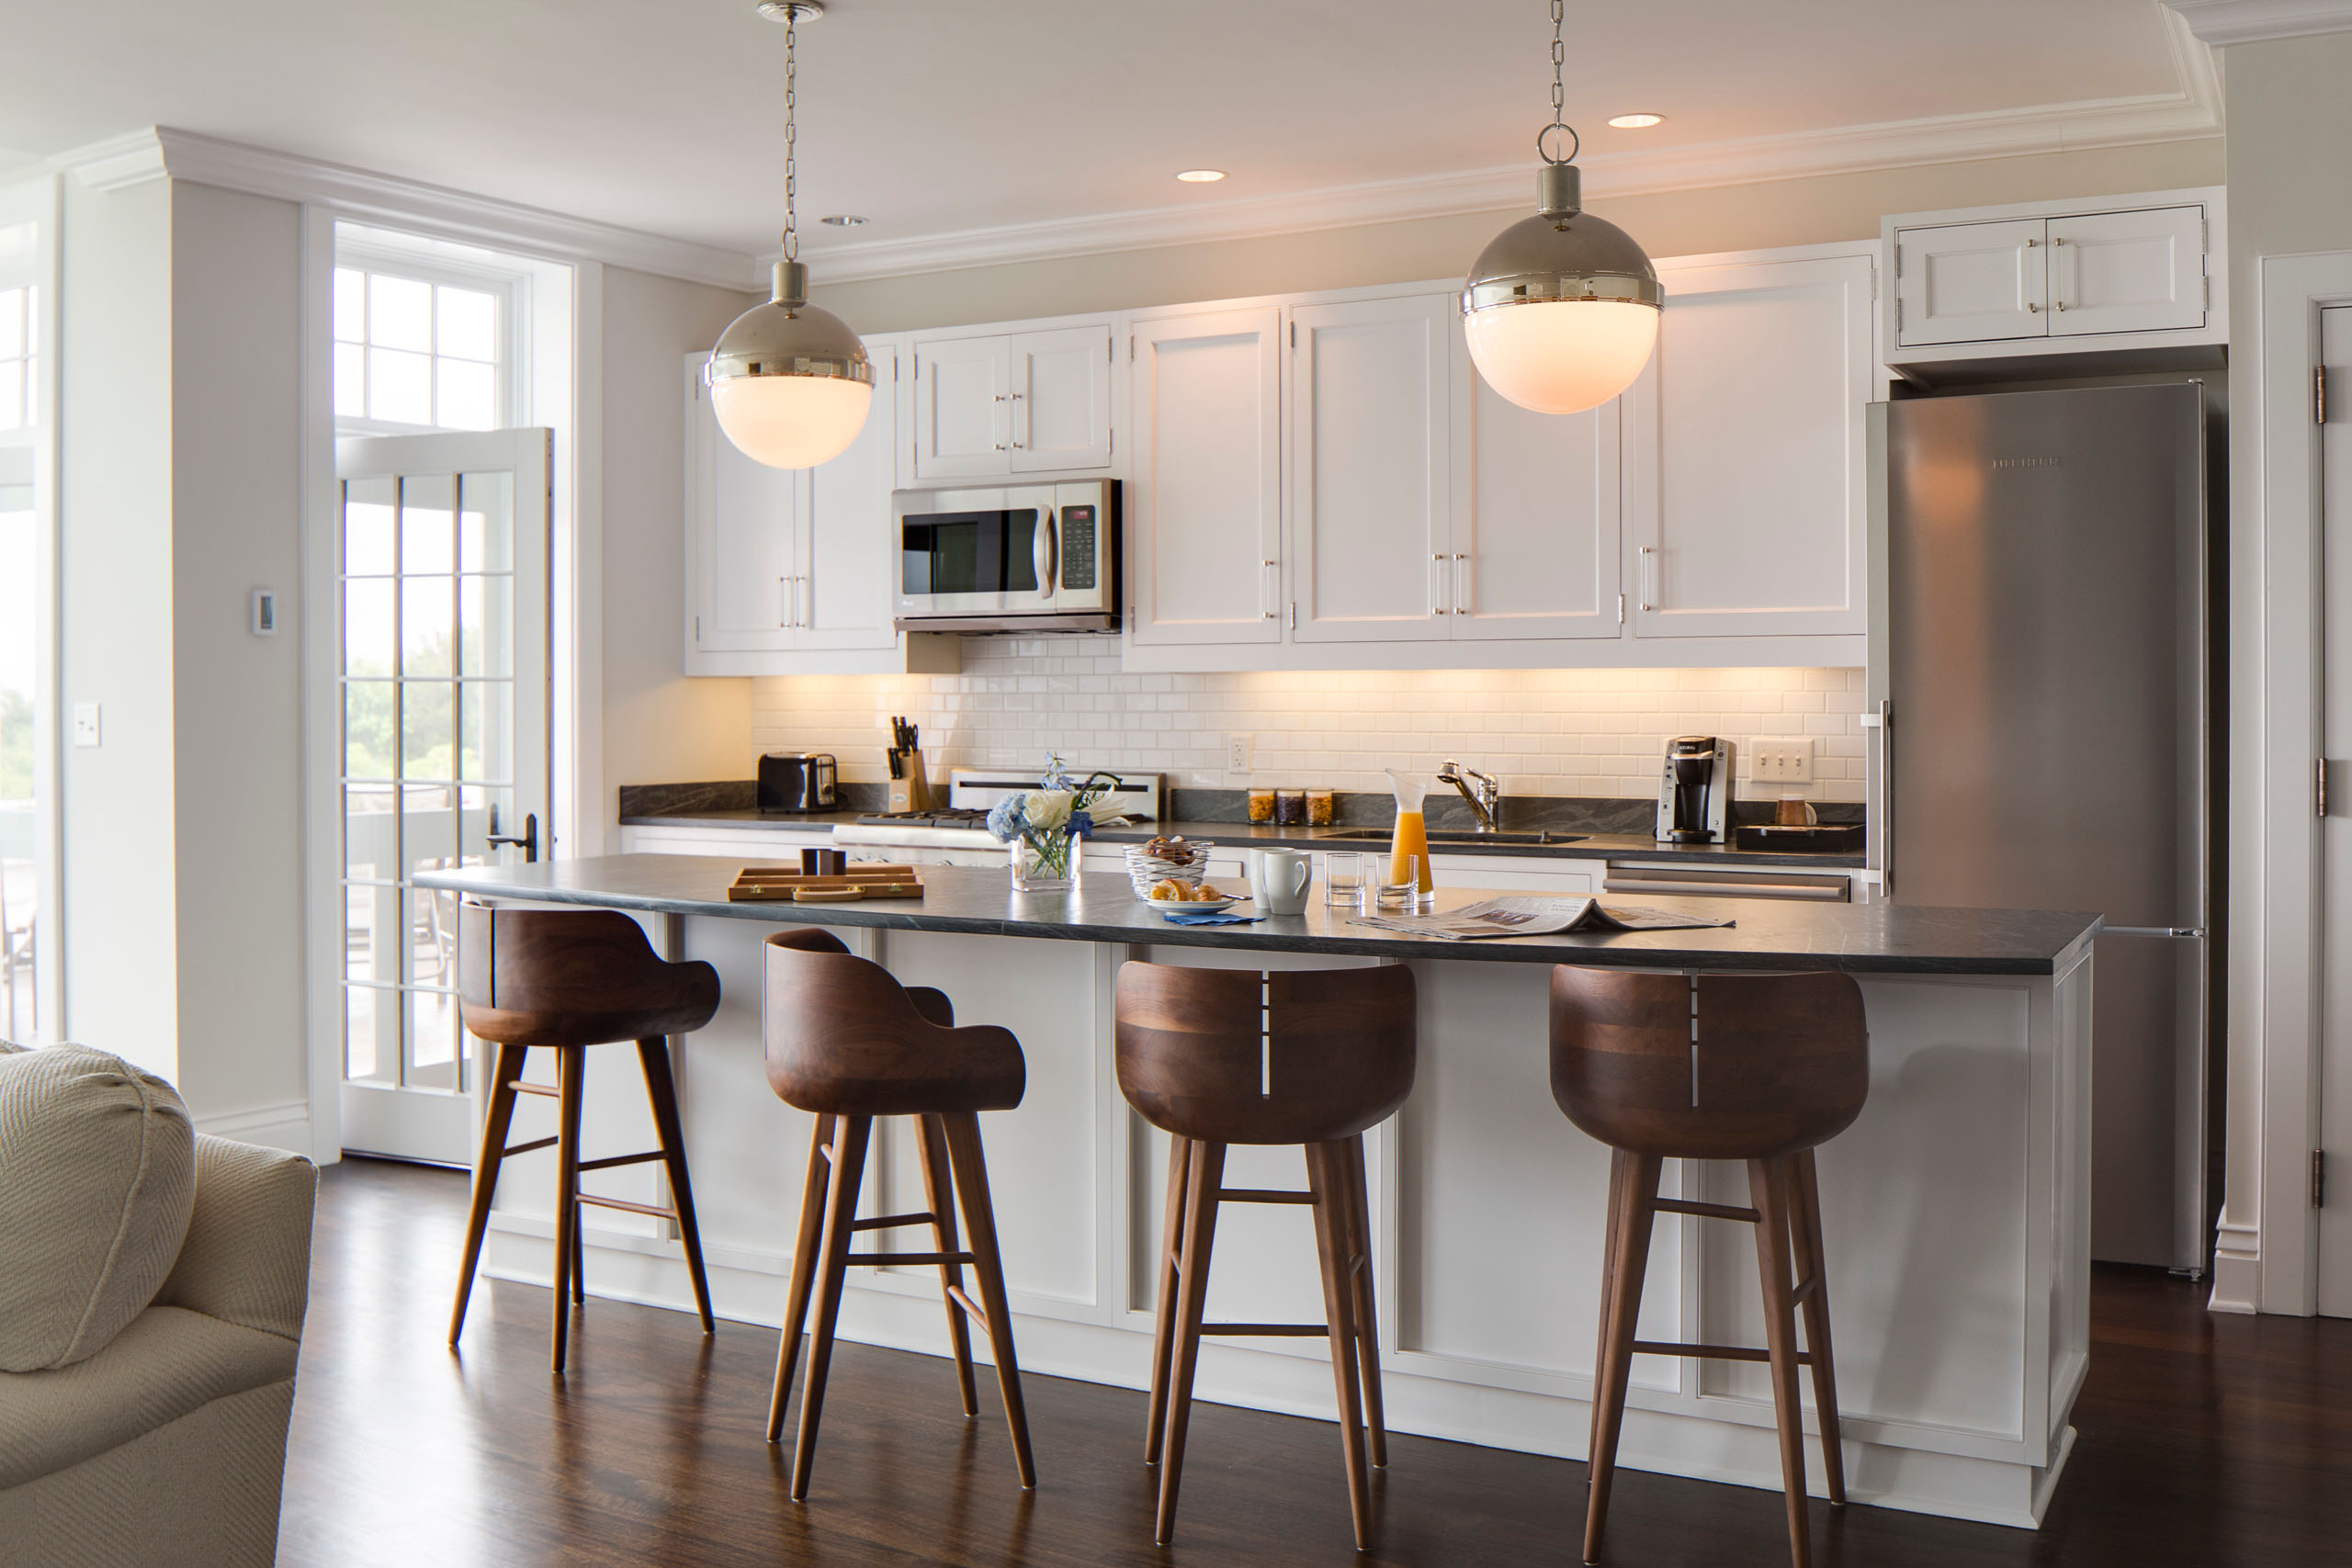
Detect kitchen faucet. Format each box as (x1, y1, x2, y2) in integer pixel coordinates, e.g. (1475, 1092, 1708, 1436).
(1436, 760, 1501, 833)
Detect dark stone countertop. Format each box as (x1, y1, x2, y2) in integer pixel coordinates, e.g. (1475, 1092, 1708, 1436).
(417, 856, 2097, 976)
(616, 809, 1868, 871)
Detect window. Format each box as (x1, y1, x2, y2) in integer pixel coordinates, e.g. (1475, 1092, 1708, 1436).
(0, 220, 36, 434)
(332, 259, 511, 433)
(0, 202, 46, 1042)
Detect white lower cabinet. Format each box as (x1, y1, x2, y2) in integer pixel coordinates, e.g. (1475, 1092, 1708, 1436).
(684, 338, 953, 677)
(1623, 249, 1874, 639)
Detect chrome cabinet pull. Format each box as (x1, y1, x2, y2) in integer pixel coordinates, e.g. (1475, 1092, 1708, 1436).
(1453, 552, 1469, 615)
(1430, 552, 1447, 617)
(1639, 546, 1658, 612)
(1262, 558, 1279, 619)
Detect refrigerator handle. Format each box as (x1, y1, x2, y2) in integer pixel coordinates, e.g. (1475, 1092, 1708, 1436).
(1864, 700, 1892, 898)
(2103, 926, 2208, 939)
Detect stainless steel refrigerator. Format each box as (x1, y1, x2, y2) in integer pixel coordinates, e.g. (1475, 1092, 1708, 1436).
(1869, 383, 2211, 1271)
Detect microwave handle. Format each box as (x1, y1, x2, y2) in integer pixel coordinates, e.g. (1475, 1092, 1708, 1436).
(1035, 507, 1057, 597)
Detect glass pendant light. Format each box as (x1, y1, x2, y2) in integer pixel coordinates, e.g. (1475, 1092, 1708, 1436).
(707, 1, 874, 468)
(1461, 0, 1661, 416)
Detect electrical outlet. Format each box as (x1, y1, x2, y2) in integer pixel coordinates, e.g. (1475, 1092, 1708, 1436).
(1749, 737, 1814, 783)
(73, 703, 100, 748)
(1227, 734, 1252, 773)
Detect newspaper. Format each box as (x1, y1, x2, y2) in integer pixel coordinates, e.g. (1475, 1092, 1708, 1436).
(1347, 895, 1736, 942)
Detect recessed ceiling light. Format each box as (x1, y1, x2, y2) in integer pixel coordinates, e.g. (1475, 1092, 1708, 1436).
(1606, 112, 1666, 130)
(1175, 169, 1227, 184)
(820, 214, 867, 227)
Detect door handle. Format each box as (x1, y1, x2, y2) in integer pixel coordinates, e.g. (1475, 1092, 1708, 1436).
(2102, 926, 2207, 939)
(1874, 699, 1893, 897)
(485, 810, 538, 864)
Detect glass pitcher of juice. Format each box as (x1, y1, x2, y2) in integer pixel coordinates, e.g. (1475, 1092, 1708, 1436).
(1385, 769, 1434, 895)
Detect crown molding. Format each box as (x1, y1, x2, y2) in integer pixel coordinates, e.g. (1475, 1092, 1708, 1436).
(2166, 0, 2352, 44)
(801, 13, 2222, 285)
(49, 126, 762, 291)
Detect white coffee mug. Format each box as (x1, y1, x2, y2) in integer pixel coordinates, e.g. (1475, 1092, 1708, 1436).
(1249, 847, 1314, 916)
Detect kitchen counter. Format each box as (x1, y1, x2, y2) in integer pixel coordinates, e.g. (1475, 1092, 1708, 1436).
(424, 853, 2094, 1530)
(426, 857, 2083, 974)
(616, 810, 1869, 869)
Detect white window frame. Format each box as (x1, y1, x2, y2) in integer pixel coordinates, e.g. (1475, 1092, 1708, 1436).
(332, 230, 531, 437)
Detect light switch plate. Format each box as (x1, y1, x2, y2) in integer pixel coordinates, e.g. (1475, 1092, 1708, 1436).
(73, 703, 100, 748)
(1750, 737, 1814, 783)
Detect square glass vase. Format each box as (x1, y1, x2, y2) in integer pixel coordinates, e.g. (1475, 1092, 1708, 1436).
(1009, 834, 1074, 893)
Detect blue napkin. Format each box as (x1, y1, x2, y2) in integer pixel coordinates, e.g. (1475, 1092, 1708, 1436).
(1159, 911, 1265, 926)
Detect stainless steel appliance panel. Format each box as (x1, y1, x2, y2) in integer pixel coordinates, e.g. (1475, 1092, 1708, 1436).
(1879, 383, 2207, 1269)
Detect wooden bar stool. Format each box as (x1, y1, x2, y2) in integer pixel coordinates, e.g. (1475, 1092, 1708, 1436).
(1114, 960, 1417, 1551)
(761, 928, 1035, 1498)
(449, 903, 720, 1372)
(1550, 966, 1870, 1568)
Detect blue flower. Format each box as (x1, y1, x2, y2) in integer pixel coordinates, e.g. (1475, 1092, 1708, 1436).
(985, 794, 1028, 843)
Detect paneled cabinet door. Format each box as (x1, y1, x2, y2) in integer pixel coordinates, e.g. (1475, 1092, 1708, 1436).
(2047, 206, 2207, 337)
(1125, 308, 1284, 647)
(801, 335, 901, 651)
(1893, 218, 2048, 346)
(1624, 251, 1873, 639)
(910, 333, 1012, 481)
(1289, 293, 1454, 644)
(1449, 333, 1624, 641)
(684, 350, 803, 659)
(1011, 325, 1113, 472)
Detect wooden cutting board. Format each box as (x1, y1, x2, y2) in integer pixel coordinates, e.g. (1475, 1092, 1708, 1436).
(727, 864, 926, 903)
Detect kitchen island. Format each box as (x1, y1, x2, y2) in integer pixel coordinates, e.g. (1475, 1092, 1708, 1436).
(416, 855, 2098, 1529)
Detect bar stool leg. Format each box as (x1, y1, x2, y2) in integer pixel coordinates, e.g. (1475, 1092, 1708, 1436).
(1584, 1150, 1662, 1567)
(1155, 1139, 1225, 1543)
(767, 1112, 836, 1443)
(1340, 1134, 1389, 1470)
(1308, 1141, 1374, 1551)
(1144, 1133, 1193, 1464)
(1585, 1148, 1631, 1482)
(1789, 1149, 1846, 1506)
(637, 1038, 715, 1334)
(915, 1112, 980, 1417)
(450, 1041, 527, 1345)
(943, 1111, 1038, 1489)
(550, 1045, 586, 1373)
(792, 1114, 871, 1500)
(1748, 1156, 1813, 1568)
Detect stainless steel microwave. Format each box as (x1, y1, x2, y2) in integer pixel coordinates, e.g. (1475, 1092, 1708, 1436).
(892, 480, 1119, 633)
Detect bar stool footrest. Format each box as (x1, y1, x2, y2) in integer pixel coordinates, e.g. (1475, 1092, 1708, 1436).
(850, 1212, 939, 1233)
(576, 1150, 665, 1174)
(944, 1283, 989, 1325)
(1632, 1338, 1812, 1366)
(577, 1193, 680, 1220)
(1652, 1197, 1761, 1224)
(1203, 1322, 1329, 1337)
(509, 1081, 560, 1099)
(1217, 1188, 1315, 1205)
(848, 1250, 978, 1268)
(502, 1135, 559, 1158)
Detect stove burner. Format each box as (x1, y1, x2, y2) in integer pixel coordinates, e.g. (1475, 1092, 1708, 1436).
(854, 808, 991, 829)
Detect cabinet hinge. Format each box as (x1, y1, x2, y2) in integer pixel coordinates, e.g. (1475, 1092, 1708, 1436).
(694, 614, 701, 644)
(2320, 367, 2330, 427)
(1128, 335, 1135, 362)
(1107, 335, 1114, 363)
(1617, 592, 1625, 626)
(1894, 298, 1904, 333)
(2315, 1149, 2327, 1209)
(1290, 321, 1297, 349)
(2320, 757, 2330, 818)
(1287, 601, 1297, 630)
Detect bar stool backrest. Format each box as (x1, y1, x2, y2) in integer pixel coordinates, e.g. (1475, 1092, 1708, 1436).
(1114, 962, 1417, 1145)
(763, 929, 1025, 1116)
(458, 903, 718, 1047)
(1549, 967, 1869, 1160)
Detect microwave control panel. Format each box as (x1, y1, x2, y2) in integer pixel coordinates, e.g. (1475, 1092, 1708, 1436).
(1060, 506, 1097, 592)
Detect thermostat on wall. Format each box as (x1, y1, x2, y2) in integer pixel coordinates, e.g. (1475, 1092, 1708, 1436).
(251, 589, 278, 637)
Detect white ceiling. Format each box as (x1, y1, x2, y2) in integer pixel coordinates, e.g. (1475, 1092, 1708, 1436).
(0, 0, 2212, 269)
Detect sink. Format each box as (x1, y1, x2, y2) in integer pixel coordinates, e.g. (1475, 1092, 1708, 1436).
(1317, 828, 1583, 847)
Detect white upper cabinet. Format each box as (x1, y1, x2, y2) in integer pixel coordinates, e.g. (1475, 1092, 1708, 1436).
(1885, 189, 2222, 367)
(1125, 308, 1284, 647)
(910, 321, 1113, 481)
(2046, 206, 2207, 337)
(685, 339, 944, 676)
(1892, 218, 2048, 345)
(1624, 249, 1874, 640)
(1449, 333, 1623, 642)
(1289, 294, 1454, 644)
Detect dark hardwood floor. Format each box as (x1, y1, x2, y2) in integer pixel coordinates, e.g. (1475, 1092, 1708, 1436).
(279, 1158, 2352, 1567)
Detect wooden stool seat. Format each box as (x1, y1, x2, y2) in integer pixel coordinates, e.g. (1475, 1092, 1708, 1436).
(1115, 960, 1417, 1551)
(762, 928, 1035, 1499)
(449, 904, 720, 1372)
(1552, 965, 1870, 1568)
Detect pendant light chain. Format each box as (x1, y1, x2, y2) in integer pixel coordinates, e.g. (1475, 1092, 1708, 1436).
(782, 4, 799, 262)
(1540, 0, 1578, 166)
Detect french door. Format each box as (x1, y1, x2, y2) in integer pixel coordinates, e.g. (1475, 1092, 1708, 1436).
(336, 428, 549, 1164)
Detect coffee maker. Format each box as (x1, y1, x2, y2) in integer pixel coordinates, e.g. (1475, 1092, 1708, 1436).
(1655, 736, 1735, 843)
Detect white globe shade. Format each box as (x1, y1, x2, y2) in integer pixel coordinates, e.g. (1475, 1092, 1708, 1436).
(711, 373, 873, 469)
(1463, 299, 1660, 415)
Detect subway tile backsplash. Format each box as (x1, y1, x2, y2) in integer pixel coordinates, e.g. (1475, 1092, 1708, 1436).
(748, 636, 1868, 804)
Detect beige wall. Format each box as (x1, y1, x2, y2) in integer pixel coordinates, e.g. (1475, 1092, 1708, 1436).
(813, 138, 2222, 333)
(595, 265, 759, 845)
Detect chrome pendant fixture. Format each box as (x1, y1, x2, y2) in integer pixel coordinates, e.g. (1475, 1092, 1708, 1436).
(707, 0, 874, 469)
(1461, 0, 1661, 416)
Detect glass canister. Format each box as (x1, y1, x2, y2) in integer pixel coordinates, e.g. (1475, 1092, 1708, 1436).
(1247, 787, 1276, 824)
(1306, 788, 1337, 827)
(1274, 788, 1308, 826)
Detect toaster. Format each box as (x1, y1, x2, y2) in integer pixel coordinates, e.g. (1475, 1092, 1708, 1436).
(757, 752, 839, 813)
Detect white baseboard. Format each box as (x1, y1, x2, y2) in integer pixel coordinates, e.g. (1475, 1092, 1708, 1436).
(2208, 1219, 2261, 1314)
(193, 1100, 315, 1159)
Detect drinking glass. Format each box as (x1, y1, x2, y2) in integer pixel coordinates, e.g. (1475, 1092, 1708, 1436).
(1324, 850, 1366, 908)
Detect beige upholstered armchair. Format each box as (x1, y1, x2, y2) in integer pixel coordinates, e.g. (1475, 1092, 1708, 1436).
(0, 1043, 319, 1568)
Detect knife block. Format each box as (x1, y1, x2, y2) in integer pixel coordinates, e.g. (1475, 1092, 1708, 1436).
(888, 750, 933, 814)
